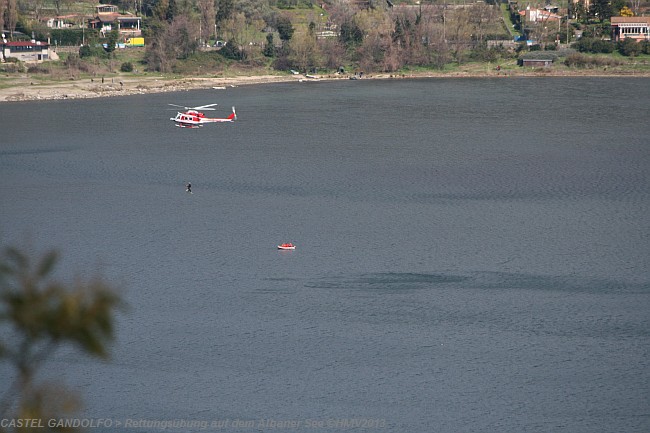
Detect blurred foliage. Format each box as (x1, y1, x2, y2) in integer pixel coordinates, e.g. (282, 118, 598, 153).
(0, 247, 123, 433)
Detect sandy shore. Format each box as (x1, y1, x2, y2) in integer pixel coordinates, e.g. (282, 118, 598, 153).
(1, 72, 448, 102)
(1, 69, 649, 102)
(0, 74, 310, 102)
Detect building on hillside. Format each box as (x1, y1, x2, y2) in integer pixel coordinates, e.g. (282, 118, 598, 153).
(1, 40, 53, 62)
(45, 15, 84, 29)
(87, 4, 142, 38)
(610, 16, 650, 41)
(519, 6, 562, 23)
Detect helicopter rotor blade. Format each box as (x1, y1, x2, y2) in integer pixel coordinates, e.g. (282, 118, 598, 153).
(193, 103, 219, 111)
(168, 103, 219, 111)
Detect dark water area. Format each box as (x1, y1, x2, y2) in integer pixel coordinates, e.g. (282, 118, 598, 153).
(1, 78, 649, 432)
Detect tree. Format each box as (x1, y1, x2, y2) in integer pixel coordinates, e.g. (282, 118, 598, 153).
(0, 247, 122, 429)
(590, 0, 611, 21)
(609, 0, 627, 16)
(0, 0, 5, 38)
(619, 6, 634, 17)
(468, 3, 498, 44)
(152, 0, 169, 21)
(354, 9, 396, 72)
(5, 0, 18, 37)
(449, 8, 473, 65)
(276, 14, 294, 43)
(263, 33, 275, 57)
(218, 12, 253, 58)
(288, 27, 320, 72)
(318, 37, 346, 70)
(197, 0, 215, 45)
(144, 15, 199, 71)
(165, 0, 178, 21)
(216, 0, 234, 30)
(219, 37, 243, 59)
(339, 19, 363, 48)
(51, 0, 74, 15)
(105, 28, 119, 54)
(570, 0, 587, 21)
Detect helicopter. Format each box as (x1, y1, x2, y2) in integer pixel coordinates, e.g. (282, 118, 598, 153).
(169, 103, 237, 128)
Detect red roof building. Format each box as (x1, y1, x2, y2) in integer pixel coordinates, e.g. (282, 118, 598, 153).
(87, 4, 141, 37)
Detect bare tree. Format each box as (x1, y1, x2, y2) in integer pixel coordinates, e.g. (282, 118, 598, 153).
(354, 8, 395, 72)
(144, 15, 199, 72)
(152, 0, 169, 21)
(221, 12, 247, 53)
(468, 3, 498, 44)
(318, 37, 346, 70)
(448, 8, 472, 64)
(197, 0, 215, 44)
(327, 0, 359, 26)
(288, 28, 319, 72)
(629, 0, 641, 15)
(5, 0, 17, 37)
(0, 0, 5, 36)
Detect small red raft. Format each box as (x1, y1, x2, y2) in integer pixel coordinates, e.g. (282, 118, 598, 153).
(277, 243, 296, 250)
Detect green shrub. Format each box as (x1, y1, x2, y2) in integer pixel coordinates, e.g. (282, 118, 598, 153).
(564, 52, 588, 67)
(618, 38, 640, 56)
(592, 39, 615, 53)
(79, 44, 107, 59)
(573, 37, 615, 54)
(469, 45, 503, 62)
(0, 59, 26, 73)
(641, 41, 650, 55)
(64, 53, 81, 68)
(120, 62, 134, 72)
(27, 63, 51, 73)
(218, 39, 244, 60)
(564, 52, 622, 68)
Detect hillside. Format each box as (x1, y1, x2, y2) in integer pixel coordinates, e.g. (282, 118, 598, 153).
(1, 0, 650, 95)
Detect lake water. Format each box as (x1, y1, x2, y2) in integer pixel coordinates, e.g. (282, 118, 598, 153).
(1, 77, 649, 433)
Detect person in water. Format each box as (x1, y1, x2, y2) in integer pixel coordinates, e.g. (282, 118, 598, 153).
(186, 183, 192, 193)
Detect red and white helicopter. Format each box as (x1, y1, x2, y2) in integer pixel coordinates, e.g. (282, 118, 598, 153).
(169, 103, 237, 128)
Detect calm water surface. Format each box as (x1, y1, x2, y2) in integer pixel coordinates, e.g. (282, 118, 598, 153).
(1, 78, 649, 432)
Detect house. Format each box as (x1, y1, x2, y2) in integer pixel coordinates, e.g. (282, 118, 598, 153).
(1, 40, 53, 62)
(45, 15, 82, 29)
(520, 6, 562, 23)
(87, 4, 142, 38)
(610, 16, 650, 42)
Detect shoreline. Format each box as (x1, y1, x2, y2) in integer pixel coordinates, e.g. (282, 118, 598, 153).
(1, 69, 649, 102)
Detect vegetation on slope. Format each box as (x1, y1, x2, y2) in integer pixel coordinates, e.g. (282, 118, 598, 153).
(1, 0, 650, 81)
